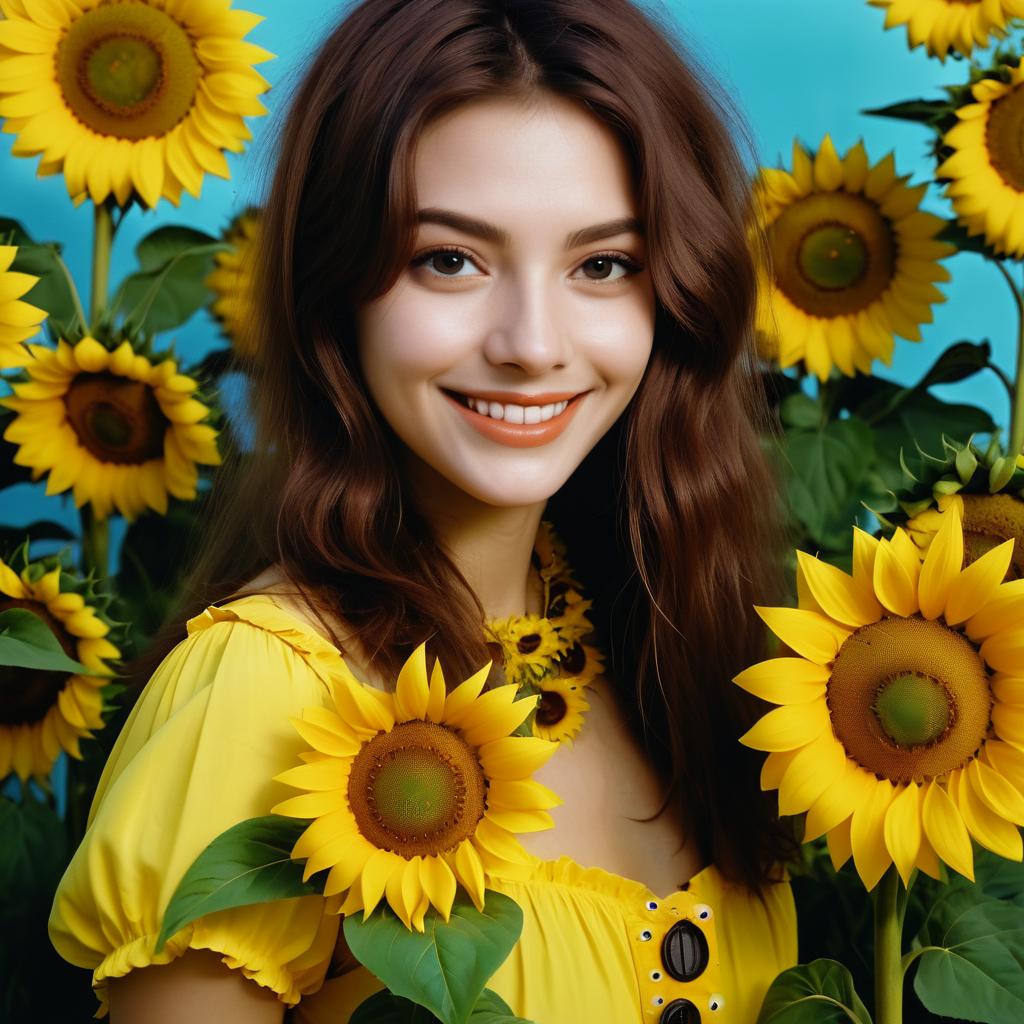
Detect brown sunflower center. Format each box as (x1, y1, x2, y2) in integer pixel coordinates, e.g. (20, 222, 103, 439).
(769, 192, 896, 317)
(535, 689, 568, 727)
(57, 3, 200, 140)
(558, 642, 587, 675)
(0, 599, 78, 726)
(64, 372, 167, 465)
(961, 493, 1024, 580)
(828, 616, 992, 784)
(347, 721, 486, 857)
(986, 83, 1024, 192)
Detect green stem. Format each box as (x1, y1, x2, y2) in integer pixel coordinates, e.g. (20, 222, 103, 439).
(89, 198, 115, 330)
(874, 865, 905, 1024)
(994, 260, 1024, 460)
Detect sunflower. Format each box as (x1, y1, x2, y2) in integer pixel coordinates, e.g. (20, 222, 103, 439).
(736, 509, 1024, 890)
(532, 674, 590, 745)
(938, 59, 1024, 258)
(867, 0, 1024, 60)
(272, 643, 561, 931)
(205, 206, 261, 362)
(486, 614, 563, 686)
(754, 135, 955, 381)
(0, 335, 221, 521)
(0, 0, 273, 208)
(0, 550, 120, 781)
(0, 244, 47, 370)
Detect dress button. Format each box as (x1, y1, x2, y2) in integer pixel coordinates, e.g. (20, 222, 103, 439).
(659, 997, 701, 1024)
(660, 920, 709, 982)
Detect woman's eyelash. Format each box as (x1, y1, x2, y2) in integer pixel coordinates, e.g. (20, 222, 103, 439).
(411, 246, 645, 280)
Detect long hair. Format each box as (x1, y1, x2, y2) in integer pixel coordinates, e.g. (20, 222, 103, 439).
(127, 0, 798, 895)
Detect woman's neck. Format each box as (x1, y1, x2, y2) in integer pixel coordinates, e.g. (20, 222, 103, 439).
(406, 457, 547, 619)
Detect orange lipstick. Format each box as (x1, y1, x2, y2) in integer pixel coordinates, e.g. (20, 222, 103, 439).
(442, 388, 587, 448)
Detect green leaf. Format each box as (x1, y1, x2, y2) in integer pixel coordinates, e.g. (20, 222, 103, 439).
(756, 959, 872, 1024)
(861, 98, 952, 127)
(0, 795, 68, 903)
(780, 393, 823, 430)
(468, 989, 534, 1023)
(349, 988, 533, 1024)
(156, 814, 318, 954)
(937, 219, 1000, 257)
(780, 417, 874, 549)
(0, 608, 96, 674)
(111, 227, 227, 336)
(913, 887, 1024, 1023)
(344, 892, 524, 1024)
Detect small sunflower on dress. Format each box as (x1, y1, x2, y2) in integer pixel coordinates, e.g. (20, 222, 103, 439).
(867, 0, 1024, 61)
(754, 134, 954, 381)
(485, 614, 563, 687)
(0, 244, 47, 370)
(0, 0, 273, 208)
(205, 206, 261, 363)
(272, 643, 561, 932)
(737, 508, 1024, 891)
(0, 543, 122, 781)
(0, 335, 222, 521)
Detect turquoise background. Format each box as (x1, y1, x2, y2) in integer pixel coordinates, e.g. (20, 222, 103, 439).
(0, 0, 1009, 562)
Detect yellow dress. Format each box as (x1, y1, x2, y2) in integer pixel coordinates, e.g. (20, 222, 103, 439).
(48, 594, 797, 1023)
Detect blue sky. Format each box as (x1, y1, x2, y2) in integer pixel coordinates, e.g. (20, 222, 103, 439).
(0, 0, 1009, 548)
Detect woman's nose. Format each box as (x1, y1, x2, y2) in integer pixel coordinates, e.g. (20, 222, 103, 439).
(481, 276, 571, 374)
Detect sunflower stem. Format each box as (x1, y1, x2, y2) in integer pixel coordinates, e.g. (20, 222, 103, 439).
(89, 198, 115, 330)
(994, 260, 1024, 460)
(874, 864, 905, 1024)
(80, 505, 109, 580)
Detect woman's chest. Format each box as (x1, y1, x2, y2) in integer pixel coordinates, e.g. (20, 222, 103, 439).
(516, 677, 704, 896)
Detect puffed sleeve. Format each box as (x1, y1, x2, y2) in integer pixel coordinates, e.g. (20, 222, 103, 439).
(48, 598, 344, 1015)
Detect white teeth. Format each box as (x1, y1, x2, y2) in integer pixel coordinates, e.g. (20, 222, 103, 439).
(457, 393, 572, 422)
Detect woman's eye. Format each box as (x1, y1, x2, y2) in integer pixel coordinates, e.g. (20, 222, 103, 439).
(412, 248, 643, 283)
(574, 254, 642, 284)
(413, 248, 481, 278)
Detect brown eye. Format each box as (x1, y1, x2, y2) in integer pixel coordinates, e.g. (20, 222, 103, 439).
(582, 257, 617, 280)
(430, 252, 466, 275)
(412, 247, 479, 278)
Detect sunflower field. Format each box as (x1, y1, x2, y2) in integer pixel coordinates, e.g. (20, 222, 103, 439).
(1, 0, 1024, 1022)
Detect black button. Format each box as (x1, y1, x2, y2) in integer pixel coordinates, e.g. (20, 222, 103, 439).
(661, 920, 709, 982)
(659, 997, 701, 1024)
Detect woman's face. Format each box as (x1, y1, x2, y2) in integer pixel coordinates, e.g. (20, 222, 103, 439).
(357, 93, 656, 509)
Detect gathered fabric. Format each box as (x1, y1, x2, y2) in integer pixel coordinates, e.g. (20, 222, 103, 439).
(48, 594, 796, 1023)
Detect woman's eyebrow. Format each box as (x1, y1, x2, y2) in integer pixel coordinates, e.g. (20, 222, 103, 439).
(417, 207, 644, 249)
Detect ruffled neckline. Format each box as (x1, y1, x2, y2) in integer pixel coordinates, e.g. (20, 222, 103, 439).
(188, 593, 718, 902)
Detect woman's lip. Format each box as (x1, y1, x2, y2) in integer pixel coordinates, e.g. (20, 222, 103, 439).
(443, 387, 585, 404)
(441, 389, 587, 448)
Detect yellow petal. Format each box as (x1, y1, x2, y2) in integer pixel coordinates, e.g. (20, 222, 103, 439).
(804, 762, 873, 841)
(443, 664, 490, 722)
(968, 758, 1024, 826)
(777, 731, 847, 816)
(426, 658, 447, 723)
(271, 790, 347, 819)
(419, 855, 457, 922)
(796, 551, 882, 627)
(361, 848, 402, 920)
(487, 777, 562, 811)
(850, 777, 896, 890)
(452, 840, 486, 912)
(275, 759, 350, 792)
(733, 658, 829, 704)
(921, 779, 974, 881)
(883, 783, 923, 888)
(918, 507, 963, 620)
(955, 767, 1024, 860)
(755, 606, 851, 665)
(946, 540, 1014, 626)
(290, 714, 361, 758)
(813, 133, 843, 191)
(826, 815, 853, 871)
(478, 736, 557, 780)
(760, 750, 798, 791)
(966, 578, 1024, 641)
(394, 642, 429, 722)
(384, 856, 416, 930)
(872, 534, 920, 618)
(738, 699, 831, 752)
(322, 839, 373, 898)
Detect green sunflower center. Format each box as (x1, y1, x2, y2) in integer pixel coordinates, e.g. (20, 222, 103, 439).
(0, 599, 77, 726)
(986, 84, 1024, 193)
(65, 372, 167, 465)
(769, 192, 896, 317)
(961, 493, 1024, 580)
(535, 689, 567, 727)
(828, 616, 992, 784)
(347, 721, 486, 857)
(57, 3, 200, 140)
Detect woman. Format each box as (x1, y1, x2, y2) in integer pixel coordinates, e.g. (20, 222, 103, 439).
(49, 1, 799, 1021)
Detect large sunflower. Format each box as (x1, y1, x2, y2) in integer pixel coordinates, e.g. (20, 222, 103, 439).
(755, 135, 954, 381)
(0, 551, 120, 781)
(736, 509, 1024, 890)
(273, 644, 561, 931)
(205, 206, 261, 362)
(938, 60, 1024, 258)
(0, 0, 272, 208)
(0, 335, 221, 521)
(867, 0, 1024, 60)
(0, 244, 47, 370)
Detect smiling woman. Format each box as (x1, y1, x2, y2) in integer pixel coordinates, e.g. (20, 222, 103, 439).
(48, 2, 798, 1023)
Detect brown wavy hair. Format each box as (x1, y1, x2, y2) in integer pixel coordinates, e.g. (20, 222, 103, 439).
(127, 0, 798, 895)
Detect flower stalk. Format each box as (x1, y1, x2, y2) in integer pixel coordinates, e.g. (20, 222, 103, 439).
(874, 864, 905, 1024)
(995, 260, 1024, 462)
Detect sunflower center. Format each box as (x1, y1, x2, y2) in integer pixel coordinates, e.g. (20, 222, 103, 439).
(986, 84, 1024, 193)
(0, 599, 78, 726)
(64, 372, 167, 465)
(535, 689, 568, 727)
(961, 493, 1024, 580)
(828, 616, 992, 784)
(347, 721, 486, 858)
(57, 3, 200, 140)
(769, 192, 895, 317)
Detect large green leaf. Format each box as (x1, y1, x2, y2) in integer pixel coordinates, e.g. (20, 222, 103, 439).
(756, 959, 872, 1024)
(780, 416, 874, 549)
(0, 608, 96, 674)
(343, 892, 524, 1024)
(156, 814, 318, 953)
(110, 226, 227, 336)
(0, 795, 67, 903)
(349, 987, 532, 1024)
(913, 887, 1024, 1023)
